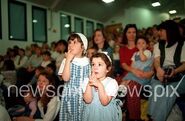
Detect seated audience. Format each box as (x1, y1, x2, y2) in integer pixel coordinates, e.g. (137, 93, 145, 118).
(15, 72, 60, 121)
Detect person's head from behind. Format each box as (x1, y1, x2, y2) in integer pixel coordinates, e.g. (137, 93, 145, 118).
(122, 24, 137, 44)
(87, 47, 97, 58)
(90, 52, 112, 80)
(157, 20, 181, 47)
(67, 33, 88, 57)
(135, 36, 149, 51)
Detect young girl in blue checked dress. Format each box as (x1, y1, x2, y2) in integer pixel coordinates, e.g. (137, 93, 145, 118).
(58, 33, 91, 121)
(82, 52, 122, 121)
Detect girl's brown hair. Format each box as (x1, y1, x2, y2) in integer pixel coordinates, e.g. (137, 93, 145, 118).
(90, 52, 113, 77)
(67, 33, 86, 55)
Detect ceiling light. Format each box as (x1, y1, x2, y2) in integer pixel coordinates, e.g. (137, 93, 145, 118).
(61, 14, 67, 17)
(151, 2, 161, 7)
(64, 24, 70, 28)
(32, 19, 38, 23)
(10, 35, 13, 39)
(102, 0, 115, 4)
(169, 10, 177, 14)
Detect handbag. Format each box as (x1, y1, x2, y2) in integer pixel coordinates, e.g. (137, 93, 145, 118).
(163, 65, 184, 85)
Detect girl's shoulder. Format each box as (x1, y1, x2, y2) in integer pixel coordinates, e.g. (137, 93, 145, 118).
(102, 77, 119, 97)
(72, 57, 90, 66)
(103, 77, 118, 86)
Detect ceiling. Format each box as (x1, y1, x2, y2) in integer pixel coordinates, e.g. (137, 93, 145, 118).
(23, 0, 185, 22)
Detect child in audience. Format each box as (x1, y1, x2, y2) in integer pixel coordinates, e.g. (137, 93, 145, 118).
(9, 90, 39, 119)
(58, 33, 91, 121)
(82, 52, 122, 121)
(86, 47, 97, 58)
(122, 36, 153, 85)
(14, 72, 60, 121)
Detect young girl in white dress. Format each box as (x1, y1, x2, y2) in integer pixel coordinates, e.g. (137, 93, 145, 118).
(82, 52, 122, 121)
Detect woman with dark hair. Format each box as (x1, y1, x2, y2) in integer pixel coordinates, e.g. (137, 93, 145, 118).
(92, 29, 113, 59)
(148, 20, 185, 121)
(119, 24, 153, 121)
(15, 72, 60, 121)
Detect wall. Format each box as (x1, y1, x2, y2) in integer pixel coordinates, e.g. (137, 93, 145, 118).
(105, 7, 170, 29)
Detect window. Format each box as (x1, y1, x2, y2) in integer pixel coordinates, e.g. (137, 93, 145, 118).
(74, 17, 83, 33)
(60, 13, 71, 40)
(8, 1, 27, 41)
(32, 6, 47, 42)
(96, 23, 104, 29)
(86, 21, 94, 38)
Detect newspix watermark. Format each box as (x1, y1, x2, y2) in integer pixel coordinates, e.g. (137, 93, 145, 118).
(7, 76, 184, 102)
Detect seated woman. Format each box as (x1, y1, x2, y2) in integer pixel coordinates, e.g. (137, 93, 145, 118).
(14, 72, 60, 121)
(119, 24, 153, 120)
(122, 36, 153, 85)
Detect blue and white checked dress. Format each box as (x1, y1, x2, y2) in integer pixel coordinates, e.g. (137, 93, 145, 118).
(58, 57, 91, 121)
(82, 77, 122, 121)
